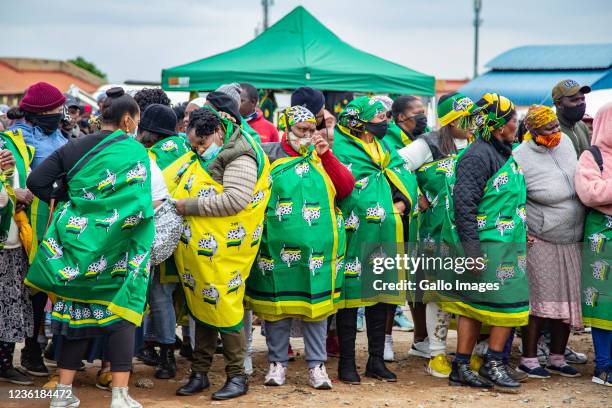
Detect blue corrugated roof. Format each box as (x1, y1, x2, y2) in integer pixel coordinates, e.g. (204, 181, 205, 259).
(460, 68, 612, 106)
(486, 44, 612, 71)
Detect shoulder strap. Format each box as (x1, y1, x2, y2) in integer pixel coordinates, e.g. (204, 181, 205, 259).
(588, 145, 604, 173)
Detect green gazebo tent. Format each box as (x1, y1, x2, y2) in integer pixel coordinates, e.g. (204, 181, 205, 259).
(161, 6, 434, 95)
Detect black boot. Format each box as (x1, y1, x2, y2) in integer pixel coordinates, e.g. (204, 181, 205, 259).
(338, 357, 361, 384)
(365, 356, 397, 381)
(478, 358, 521, 392)
(20, 340, 48, 377)
(176, 372, 210, 396)
(136, 344, 160, 366)
(211, 375, 249, 400)
(155, 345, 177, 379)
(337, 308, 361, 384)
(364, 303, 396, 382)
(449, 360, 493, 388)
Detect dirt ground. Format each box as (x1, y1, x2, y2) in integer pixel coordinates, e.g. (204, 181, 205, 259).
(1, 329, 609, 408)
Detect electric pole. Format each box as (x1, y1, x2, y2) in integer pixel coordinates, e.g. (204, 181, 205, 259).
(473, 0, 482, 78)
(262, 0, 273, 30)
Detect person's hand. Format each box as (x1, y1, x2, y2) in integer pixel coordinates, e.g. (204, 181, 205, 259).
(175, 199, 187, 215)
(418, 194, 430, 212)
(0, 150, 15, 171)
(312, 133, 329, 156)
(393, 200, 406, 216)
(218, 111, 237, 123)
(527, 234, 537, 247)
(14, 188, 33, 206)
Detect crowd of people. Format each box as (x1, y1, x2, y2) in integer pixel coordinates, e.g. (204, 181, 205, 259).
(0, 78, 609, 408)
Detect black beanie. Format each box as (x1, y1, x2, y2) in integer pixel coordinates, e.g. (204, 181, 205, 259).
(291, 87, 325, 114)
(140, 104, 177, 136)
(206, 91, 242, 124)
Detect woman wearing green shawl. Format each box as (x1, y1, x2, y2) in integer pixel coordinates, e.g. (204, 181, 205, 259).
(333, 96, 419, 384)
(441, 93, 527, 392)
(246, 105, 354, 389)
(398, 92, 474, 379)
(173, 104, 271, 401)
(25, 87, 154, 408)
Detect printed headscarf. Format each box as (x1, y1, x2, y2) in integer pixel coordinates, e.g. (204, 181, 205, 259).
(524, 105, 556, 130)
(469, 93, 515, 140)
(338, 96, 386, 132)
(522, 105, 557, 142)
(278, 105, 316, 131)
(437, 92, 474, 127)
(373, 95, 394, 112)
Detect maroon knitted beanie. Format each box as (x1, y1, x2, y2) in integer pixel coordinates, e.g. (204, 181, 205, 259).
(19, 82, 66, 113)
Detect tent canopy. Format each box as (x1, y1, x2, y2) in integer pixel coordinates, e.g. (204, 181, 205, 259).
(162, 6, 434, 95)
(461, 44, 612, 106)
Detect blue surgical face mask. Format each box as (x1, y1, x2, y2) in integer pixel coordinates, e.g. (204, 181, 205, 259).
(200, 142, 222, 161)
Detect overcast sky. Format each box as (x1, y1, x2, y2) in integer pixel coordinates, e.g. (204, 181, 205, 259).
(5, 0, 612, 83)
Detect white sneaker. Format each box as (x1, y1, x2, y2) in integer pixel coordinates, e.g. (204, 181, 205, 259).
(384, 334, 394, 362)
(110, 387, 142, 408)
(50, 384, 80, 408)
(264, 362, 286, 386)
(309, 364, 332, 390)
(244, 354, 253, 375)
(565, 346, 588, 364)
(408, 337, 430, 358)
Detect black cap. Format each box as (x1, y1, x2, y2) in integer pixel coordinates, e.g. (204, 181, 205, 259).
(291, 87, 325, 114)
(206, 91, 242, 124)
(140, 103, 177, 136)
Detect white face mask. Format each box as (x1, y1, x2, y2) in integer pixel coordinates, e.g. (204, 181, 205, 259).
(288, 132, 312, 154)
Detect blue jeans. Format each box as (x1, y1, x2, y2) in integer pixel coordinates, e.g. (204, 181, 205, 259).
(143, 268, 177, 345)
(592, 327, 612, 370)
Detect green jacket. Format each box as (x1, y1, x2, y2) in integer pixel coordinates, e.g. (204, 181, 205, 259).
(558, 115, 590, 158)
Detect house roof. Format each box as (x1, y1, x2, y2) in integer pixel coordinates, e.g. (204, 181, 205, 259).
(486, 43, 612, 71)
(0, 58, 106, 95)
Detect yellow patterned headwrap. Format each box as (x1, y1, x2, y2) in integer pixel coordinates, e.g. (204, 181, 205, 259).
(524, 105, 557, 130)
(522, 105, 558, 142)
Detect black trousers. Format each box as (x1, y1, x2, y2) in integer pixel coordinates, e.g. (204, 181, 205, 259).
(336, 303, 392, 360)
(57, 323, 136, 372)
(24, 292, 48, 353)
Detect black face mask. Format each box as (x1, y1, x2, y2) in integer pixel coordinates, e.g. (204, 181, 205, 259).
(28, 113, 63, 135)
(560, 103, 586, 123)
(411, 113, 428, 136)
(365, 121, 388, 138)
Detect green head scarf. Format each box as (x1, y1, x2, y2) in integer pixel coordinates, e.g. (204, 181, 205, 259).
(469, 93, 515, 140)
(437, 92, 474, 127)
(338, 96, 386, 133)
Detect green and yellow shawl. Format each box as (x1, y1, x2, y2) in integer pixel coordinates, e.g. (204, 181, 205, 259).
(0, 130, 33, 250)
(173, 125, 271, 332)
(439, 149, 528, 327)
(25, 130, 155, 326)
(246, 148, 345, 321)
(333, 125, 419, 308)
(582, 210, 612, 330)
